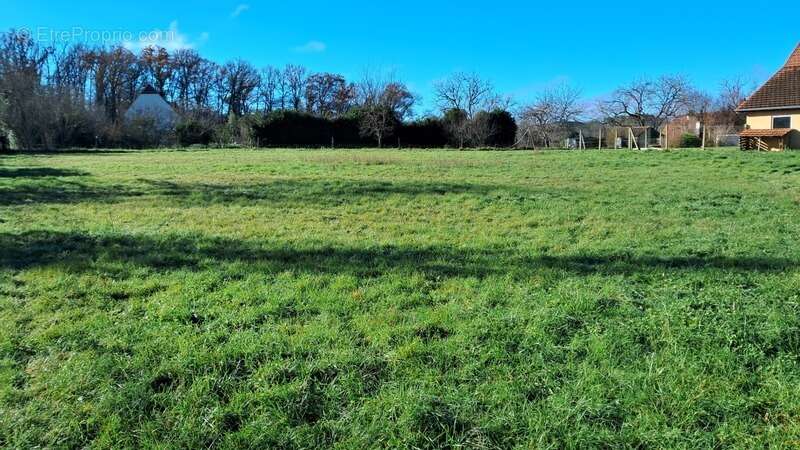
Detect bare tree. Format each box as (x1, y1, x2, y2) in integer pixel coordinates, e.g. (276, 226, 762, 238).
(357, 71, 415, 147)
(211, 63, 226, 116)
(715, 76, 752, 131)
(258, 66, 282, 113)
(600, 75, 691, 130)
(284, 64, 306, 111)
(192, 59, 217, 111)
(484, 93, 515, 112)
(433, 72, 494, 118)
(599, 79, 649, 127)
(717, 77, 751, 113)
(305, 72, 355, 118)
(87, 48, 105, 108)
(45, 44, 101, 148)
(686, 89, 713, 148)
(171, 49, 203, 111)
(0, 94, 8, 150)
(219, 59, 260, 117)
(434, 72, 511, 147)
(518, 83, 584, 148)
(140, 46, 172, 97)
(89, 46, 141, 123)
(652, 76, 691, 129)
(0, 30, 54, 149)
(50, 44, 92, 98)
(275, 69, 288, 110)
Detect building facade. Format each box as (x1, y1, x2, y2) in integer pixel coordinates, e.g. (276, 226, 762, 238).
(737, 44, 800, 150)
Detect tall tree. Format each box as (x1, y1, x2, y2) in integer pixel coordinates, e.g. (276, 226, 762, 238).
(599, 75, 691, 130)
(258, 66, 282, 113)
(90, 46, 141, 123)
(275, 67, 289, 110)
(716, 76, 752, 129)
(46, 44, 100, 148)
(518, 83, 584, 148)
(0, 29, 54, 149)
(284, 64, 306, 111)
(434, 72, 494, 119)
(305, 72, 355, 118)
(220, 59, 260, 117)
(193, 59, 218, 112)
(442, 108, 470, 148)
(140, 46, 172, 97)
(50, 44, 92, 98)
(171, 48, 203, 111)
(357, 72, 415, 147)
(686, 89, 714, 148)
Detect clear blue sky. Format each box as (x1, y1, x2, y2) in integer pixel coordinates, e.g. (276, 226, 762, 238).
(3, 0, 799, 114)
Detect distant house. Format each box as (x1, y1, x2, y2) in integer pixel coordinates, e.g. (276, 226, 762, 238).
(125, 85, 178, 129)
(663, 115, 701, 145)
(737, 43, 800, 151)
(662, 113, 740, 148)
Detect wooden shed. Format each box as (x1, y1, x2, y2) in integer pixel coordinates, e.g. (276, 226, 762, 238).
(739, 128, 794, 151)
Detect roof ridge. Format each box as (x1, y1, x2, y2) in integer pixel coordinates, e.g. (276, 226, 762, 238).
(785, 42, 800, 68)
(737, 43, 800, 111)
(141, 84, 159, 95)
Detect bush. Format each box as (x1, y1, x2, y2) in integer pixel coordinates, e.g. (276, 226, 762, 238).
(213, 115, 262, 148)
(253, 111, 330, 147)
(176, 119, 216, 147)
(121, 117, 175, 149)
(52, 110, 100, 148)
(333, 113, 371, 147)
(475, 109, 518, 148)
(252, 110, 375, 148)
(442, 109, 469, 148)
(680, 133, 702, 148)
(45, 96, 103, 149)
(397, 118, 447, 148)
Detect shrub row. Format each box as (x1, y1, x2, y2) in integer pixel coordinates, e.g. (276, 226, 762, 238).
(9, 107, 519, 150)
(247, 109, 517, 149)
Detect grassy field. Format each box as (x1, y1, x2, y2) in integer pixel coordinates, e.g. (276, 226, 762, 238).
(1, 148, 800, 448)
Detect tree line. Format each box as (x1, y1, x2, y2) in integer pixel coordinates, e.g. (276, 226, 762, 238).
(0, 28, 751, 151)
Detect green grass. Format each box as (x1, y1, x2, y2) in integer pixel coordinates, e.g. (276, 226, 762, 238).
(2, 148, 800, 448)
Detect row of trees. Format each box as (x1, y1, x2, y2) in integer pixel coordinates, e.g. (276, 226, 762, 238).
(0, 28, 751, 151)
(517, 75, 751, 149)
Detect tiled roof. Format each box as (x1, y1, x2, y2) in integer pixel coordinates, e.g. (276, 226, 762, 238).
(738, 44, 800, 111)
(740, 128, 793, 137)
(787, 44, 800, 68)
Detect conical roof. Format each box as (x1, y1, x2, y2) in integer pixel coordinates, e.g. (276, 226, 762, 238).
(140, 84, 159, 95)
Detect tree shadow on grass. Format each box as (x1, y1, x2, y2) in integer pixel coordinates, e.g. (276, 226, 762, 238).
(0, 180, 143, 206)
(0, 167, 135, 206)
(0, 176, 512, 207)
(0, 168, 90, 178)
(139, 178, 509, 207)
(1, 231, 795, 278)
(2, 149, 133, 156)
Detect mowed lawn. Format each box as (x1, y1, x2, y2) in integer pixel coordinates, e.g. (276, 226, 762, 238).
(2, 148, 800, 449)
